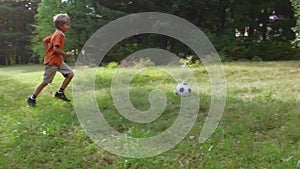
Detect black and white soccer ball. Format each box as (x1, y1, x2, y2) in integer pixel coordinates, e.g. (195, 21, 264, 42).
(175, 82, 191, 96)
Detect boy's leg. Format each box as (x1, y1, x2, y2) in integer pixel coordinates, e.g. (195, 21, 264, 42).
(33, 82, 49, 97)
(60, 71, 74, 90)
(27, 65, 57, 106)
(55, 62, 74, 101)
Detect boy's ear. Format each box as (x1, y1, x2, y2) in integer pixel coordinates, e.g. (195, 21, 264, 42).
(57, 23, 64, 30)
(57, 25, 62, 30)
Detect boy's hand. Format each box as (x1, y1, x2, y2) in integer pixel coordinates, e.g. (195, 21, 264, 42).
(65, 52, 72, 57)
(54, 46, 72, 57)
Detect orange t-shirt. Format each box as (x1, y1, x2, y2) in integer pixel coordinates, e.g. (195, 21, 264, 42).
(43, 30, 65, 66)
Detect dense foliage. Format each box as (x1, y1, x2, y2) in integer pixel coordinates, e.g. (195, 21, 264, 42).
(291, 0, 300, 47)
(1, 0, 300, 65)
(0, 0, 39, 65)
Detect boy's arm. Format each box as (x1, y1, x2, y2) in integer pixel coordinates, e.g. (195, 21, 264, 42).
(43, 36, 51, 51)
(54, 46, 72, 57)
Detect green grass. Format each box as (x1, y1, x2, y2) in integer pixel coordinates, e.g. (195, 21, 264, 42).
(0, 61, 300, 168)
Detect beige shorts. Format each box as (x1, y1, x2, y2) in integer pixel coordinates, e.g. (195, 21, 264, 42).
(43, 62, 73, 84)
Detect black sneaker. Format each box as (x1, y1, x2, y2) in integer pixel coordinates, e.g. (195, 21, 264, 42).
(27, 97, 36, 107)
(55, 92, 71, 102)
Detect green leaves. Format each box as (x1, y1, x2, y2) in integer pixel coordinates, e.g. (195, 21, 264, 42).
(31, 0, 126, 61)
(0, 0, 39, 65)
(291, 0, 300, 46)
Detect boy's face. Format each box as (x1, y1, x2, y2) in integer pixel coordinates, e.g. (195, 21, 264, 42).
(59, 21, 70, 32)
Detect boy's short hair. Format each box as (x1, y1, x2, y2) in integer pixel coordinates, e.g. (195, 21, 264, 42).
(53, 13, 70, 28)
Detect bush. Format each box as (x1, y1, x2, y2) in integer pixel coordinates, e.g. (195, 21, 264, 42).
(252, 41, 300, 61)
(252, 56, 263, 62)
(221, 40, 300, 61)
(105, 61, 119, 68)
(134, 57, 155, 68)
(119, 60, 135, 67)
(119, 57, 155, 68)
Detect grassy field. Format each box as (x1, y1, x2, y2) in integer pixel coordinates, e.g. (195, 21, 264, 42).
(0, 62, 299, 168)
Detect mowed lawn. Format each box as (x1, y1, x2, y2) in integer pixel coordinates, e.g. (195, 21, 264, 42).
(0, 61, 299, 168)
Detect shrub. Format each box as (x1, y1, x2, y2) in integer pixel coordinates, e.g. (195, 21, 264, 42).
(119, 60, 135, 67)
(134, 57, 155, 68)
(252, 56, 263, 62)
(106, 61, 119, 68)
(221, 40, 300, 61)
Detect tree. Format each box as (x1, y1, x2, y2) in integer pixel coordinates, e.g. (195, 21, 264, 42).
(0, 0, 39, 65)
(4, 0, 297, 65)
(31, 0, 125, 62)
(291, 0, 300, 47)
(214, 0, 298, 60)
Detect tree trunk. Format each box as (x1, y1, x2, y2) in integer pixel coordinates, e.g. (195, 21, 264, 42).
(219, 0, 226, 31)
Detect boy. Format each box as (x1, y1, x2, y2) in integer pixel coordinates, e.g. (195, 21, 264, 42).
(27, 13, 74, 107)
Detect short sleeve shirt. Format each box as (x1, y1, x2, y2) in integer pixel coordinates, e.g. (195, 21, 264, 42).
(43, 30, 65, 66)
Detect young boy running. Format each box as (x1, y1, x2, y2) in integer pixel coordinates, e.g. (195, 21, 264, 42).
(27, 13, 74, 107)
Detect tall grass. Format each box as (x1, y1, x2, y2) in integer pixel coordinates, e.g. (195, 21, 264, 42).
(0, 61, 299, 168)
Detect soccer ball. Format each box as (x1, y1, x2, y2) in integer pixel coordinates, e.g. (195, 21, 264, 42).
(175, 82, 191, 96)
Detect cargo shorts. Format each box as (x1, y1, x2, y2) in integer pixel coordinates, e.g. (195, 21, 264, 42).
(43, 62, 73, 84)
